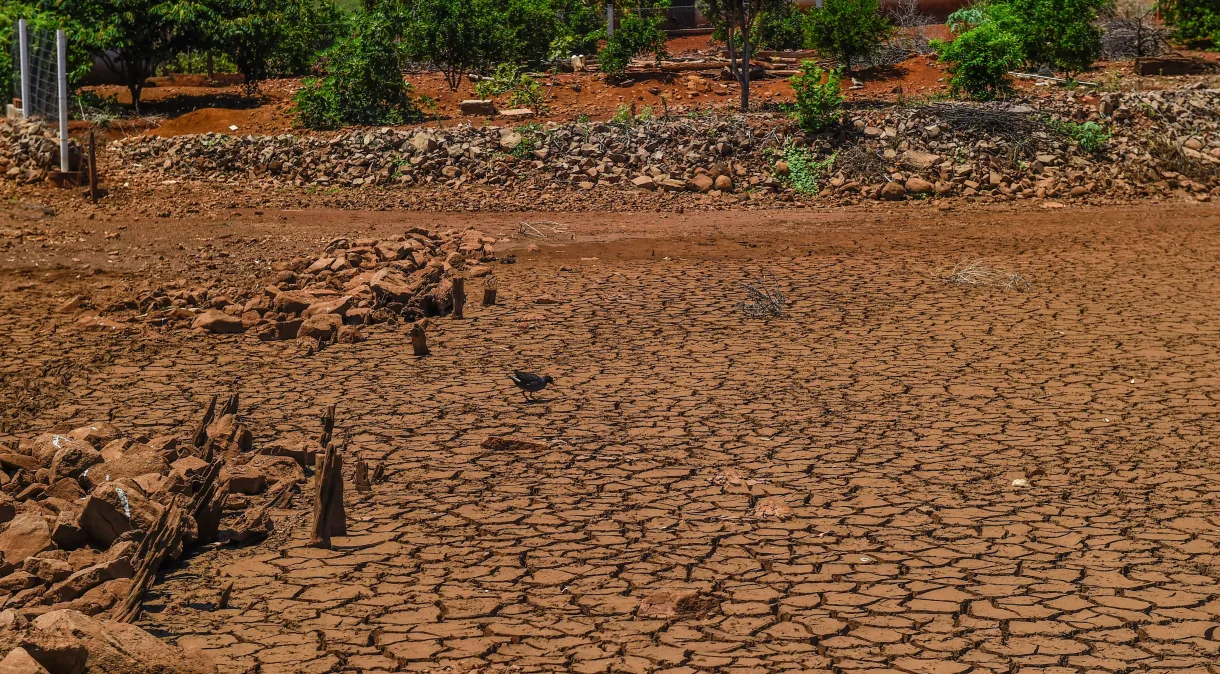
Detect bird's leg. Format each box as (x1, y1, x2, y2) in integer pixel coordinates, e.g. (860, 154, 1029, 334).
(521, 391, 531, 403)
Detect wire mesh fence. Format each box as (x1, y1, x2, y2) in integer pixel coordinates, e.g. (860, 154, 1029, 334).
(10, 20, 60, 120)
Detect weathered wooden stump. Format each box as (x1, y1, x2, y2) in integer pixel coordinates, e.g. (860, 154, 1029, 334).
(410, 321, 429, 356)
(483, 276, 499, 306)
(451, 276, 466, 318)
(308, 442, 346, 549)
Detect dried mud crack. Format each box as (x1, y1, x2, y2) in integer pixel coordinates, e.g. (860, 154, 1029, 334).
(2, 202, 1220, 674)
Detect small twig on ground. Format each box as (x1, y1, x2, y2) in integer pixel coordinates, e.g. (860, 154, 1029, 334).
(518, 220, 574, 240)
(945, 259, 1032, 291)
(737, 275, 787, 318)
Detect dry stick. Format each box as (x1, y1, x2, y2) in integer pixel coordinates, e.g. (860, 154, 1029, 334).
(191, 395, 218, 448)
(88, 130, 98, 204)
(450, 276, 466, 319)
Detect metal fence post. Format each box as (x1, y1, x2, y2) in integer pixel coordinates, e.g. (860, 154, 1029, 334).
(56, 28, 68, 172)
(18, 19, 30, 118)
(606, 4, 614, 37)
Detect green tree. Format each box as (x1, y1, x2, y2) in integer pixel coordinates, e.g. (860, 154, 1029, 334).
(995, 0, 1104, 75)
(1162, 0, 1220, 48)
(43, 0, 207, 110)
(294, 8, 422, 128)
(549, 0, 603, 58)
(756, 0, 805, 50)
(803, 0, 894, 71)
(402, 0, 508, 91)
(213, 0, 286, 93)
(599, 0, 670, 76)
(697, 0, 764, 110)
(503, 0, 561, 64)
(933, 20, 1022, 100)
(269, 0, 348, 76)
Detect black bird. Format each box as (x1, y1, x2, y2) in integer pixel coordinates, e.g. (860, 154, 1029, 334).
(509, 371, 553, 402)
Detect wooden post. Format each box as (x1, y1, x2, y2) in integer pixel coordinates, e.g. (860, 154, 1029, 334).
(450, 276, 466, 319)
(88, 131, 98, 204)
(482, 276, 498, 306)
(308, 442, 346, 548)
(410, 321, 428, 356)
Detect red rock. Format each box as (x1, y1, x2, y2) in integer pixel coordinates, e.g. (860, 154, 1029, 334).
(0, 647, 51, 674)
(255, 319, 303, 341)
(29, 435, 92, 469)
(637, 589, 718, 618)
(31, 610, 216, 674)
(714, 175, 733, 191)
(0, 512, 52, 565)
(44, 478, 85, 502)
(50, 508, 87, 551)
(220, 464, 266, 495)
(23, 556, 73, 583)
(881, 181, 907, 200)
(50, 443, 102, 482)
(753, 496, 793, 519)
(299, 312, 342, 341)
(302, 295, 352, 318)
(75, 497, 130, 548)
(368, 267, 421, 303)
(191, 310, 244, 334)
(273, 290, 315, 314)
(905, 177, 934, 195)
(43, 557, 134, 604)
(65, 423, 121, 449)
(687, 174, 715, 193)
(247, 455, 305, 486)
(0, 453, 39, 472)
(96, 446, 170, 484)
(0, 493, 14, 524)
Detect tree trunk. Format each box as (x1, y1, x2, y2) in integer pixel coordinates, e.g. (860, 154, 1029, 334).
(450, 276, 466, 319)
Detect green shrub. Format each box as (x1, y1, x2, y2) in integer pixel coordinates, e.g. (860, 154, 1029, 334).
(611, 102, 653, 125)
(474, 63, 521, 99)
(294, 10, 423, 129)
(508, 74, 549, 114)
(777, 145, 834, 194)
(803, 0, 894, 71)
(599, 1, 670, 76)
(789, 61, 843, 132)
(1163, 0, 1220, 48)
(1053, 119, 1111, 153)
(933, 20, 1022, 100)
(503, 0, 561, 64)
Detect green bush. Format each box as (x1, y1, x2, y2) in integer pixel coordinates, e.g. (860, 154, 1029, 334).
(599, 1, 670, 76)
(508, 74, 549, 114)
(294, 9, 423, 129)
(473, 63, 521, 99)
(503, 0, 561, 64)
(933, 20, 1022, 100)
(1053, 119, 1111, 153)
(1163, 0, 1220, 48)
(789, 61, 843, 132)
(803, 0, 894, 71)
(777, 145, 834, 194)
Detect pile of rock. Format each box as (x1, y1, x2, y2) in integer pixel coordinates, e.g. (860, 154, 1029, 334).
(0, 394, 318, 624)
(134, 227, 497, 339)
(0, 118, 65, 184)
(0, 608, 213, 674)
(113, 89, 1220, 204)
(118, 117, 780, 194)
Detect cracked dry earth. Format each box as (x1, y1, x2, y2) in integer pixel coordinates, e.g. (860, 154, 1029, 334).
(5, 203, 1220, 674)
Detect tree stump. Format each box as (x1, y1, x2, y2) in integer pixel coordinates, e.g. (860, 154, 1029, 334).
(483, 276, 499, 306)
(451, 276, 466, 318)
(308, 442, 346, 548)
(354, 459, 371, 493)
(410, 321, 429, 356)
(319, 404, 336, 448)
(191, 396, 218, 448)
